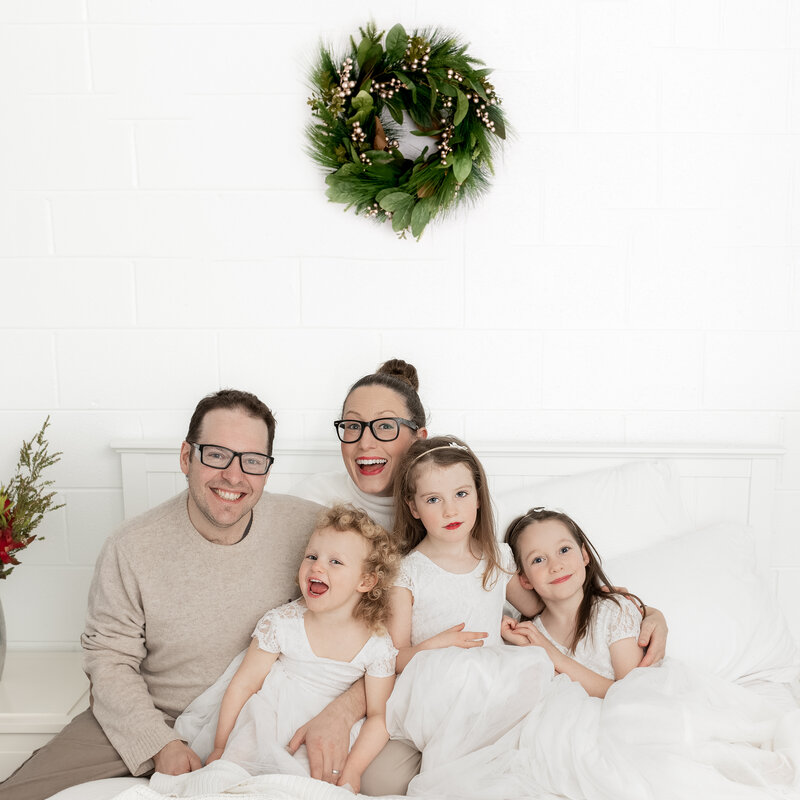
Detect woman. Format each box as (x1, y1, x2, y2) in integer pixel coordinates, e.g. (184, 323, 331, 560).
(292, 358, 427, 530)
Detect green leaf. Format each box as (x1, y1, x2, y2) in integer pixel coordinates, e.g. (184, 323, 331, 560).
(454, 90, 469, 126)
(351, 90, 373, 113)
(378, 191, 414, 213)
(386, 97, 404, 125)
(348, 90, 374, 126)
(356, 36, 372, 69)
(385, 24, 408, 62)
(410, 200, 432, 238)
(437, 82, 458, 97)
(427, 74, 439, 113)
(393, 71, 417, 104)
(391, 203, 413, 232)
(410, 128, 442, 136)
(452, 149, 473, 183)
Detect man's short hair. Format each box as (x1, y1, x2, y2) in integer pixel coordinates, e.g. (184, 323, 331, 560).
(186, 389, 276, 455)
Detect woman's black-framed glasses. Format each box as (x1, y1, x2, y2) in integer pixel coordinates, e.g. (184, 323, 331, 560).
(334, 417, 419, 444)
(189, 442, 274, 475)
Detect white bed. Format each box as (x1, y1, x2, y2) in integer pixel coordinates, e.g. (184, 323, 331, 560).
(55, 441, 799, 800)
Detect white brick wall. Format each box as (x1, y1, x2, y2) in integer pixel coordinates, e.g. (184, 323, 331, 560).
(1, 0, 799, 646)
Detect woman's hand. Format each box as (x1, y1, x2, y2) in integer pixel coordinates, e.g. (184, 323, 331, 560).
(430, 622, 488, 650)
(205, 746, 224, 765)
(637, 605, 668, 667)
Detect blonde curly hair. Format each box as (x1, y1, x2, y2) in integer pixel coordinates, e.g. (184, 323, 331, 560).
(313, 504, 400, 633)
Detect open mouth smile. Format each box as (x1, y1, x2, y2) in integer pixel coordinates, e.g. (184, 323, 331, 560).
(307, 578, 329, 597)
(355, 458, 387, 475)
(212, 488, 245, 502)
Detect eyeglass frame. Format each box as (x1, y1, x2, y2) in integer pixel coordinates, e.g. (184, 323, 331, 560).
(333, 417, 420, 444)
(188, 442, 275, 475)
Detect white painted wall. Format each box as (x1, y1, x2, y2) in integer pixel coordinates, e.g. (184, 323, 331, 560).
(1, 0, 799, 648)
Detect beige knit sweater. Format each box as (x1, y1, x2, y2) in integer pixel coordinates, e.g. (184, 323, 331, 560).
(82, 490, 321, 775)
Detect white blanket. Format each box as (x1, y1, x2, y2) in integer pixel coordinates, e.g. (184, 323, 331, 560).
(109, 658, 800, 800)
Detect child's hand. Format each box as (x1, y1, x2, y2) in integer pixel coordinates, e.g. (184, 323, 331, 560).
(338, 766, 360, 793)
(501, 616, 533, 647)
(512, 622, 565, 670)
(205, 746, 225, 765)
(431, 622, 488, 650)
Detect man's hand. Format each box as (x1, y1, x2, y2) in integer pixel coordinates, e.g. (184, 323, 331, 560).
(638, 606, 668, 667)
(152, 739, 202, 775)
(287, 698, 353, 784)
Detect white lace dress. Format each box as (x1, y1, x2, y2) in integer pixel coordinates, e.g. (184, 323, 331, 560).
(532, 594, 642, 679)
(170, 599, 396, 777)
(385, 545, 556, 793)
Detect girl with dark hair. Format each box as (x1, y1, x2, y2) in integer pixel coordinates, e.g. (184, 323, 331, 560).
(504, 508, 645, 697)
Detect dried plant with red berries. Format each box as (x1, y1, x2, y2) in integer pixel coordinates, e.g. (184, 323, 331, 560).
(1, 417, 63, 579)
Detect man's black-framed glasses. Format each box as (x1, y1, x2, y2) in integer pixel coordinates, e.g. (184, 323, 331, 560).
(333, 417, 419, 444)
(189, 442, 274, 475)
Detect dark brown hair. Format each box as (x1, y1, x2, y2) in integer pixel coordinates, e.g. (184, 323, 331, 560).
(186, 389, 276, 455)
(505, 508, 645, 653)
(393, 436, 505, 590)
(343, 359, 426, 429)
(314, 503, 401, 633)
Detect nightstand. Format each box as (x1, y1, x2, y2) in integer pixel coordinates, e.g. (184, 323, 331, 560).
(0, 651, 90, 780)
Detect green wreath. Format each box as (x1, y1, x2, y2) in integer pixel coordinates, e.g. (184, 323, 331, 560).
(306, 22, 508, 239)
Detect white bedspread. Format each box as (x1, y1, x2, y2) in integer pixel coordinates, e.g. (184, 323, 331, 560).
(96, 659, 800, 800)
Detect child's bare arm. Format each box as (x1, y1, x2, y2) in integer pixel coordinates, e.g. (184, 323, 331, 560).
(208, 638, 279, 763)
(506, 574, 544, 618)
(388, 586, 486, 672)
(338, 674, 395, 793)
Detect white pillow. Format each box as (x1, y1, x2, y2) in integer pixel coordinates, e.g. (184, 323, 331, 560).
(493, 459, 691, 559)
(605, 522, 800, 683)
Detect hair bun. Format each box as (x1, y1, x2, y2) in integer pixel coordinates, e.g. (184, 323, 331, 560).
(377, 358, 419, 391)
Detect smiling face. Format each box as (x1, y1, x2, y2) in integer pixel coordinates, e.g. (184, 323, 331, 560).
(298, 526, 376, 613)
(407, 462, 480, 544)
(515, 519, 590, 602)
(340, 384, 426, 497)
(180, 407, 270, 544)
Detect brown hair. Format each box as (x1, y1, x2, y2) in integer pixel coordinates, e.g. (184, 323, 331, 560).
(505, 508, 645, 652)
(393, 436, 505, 590)
(314, 503, 401, 633)
(343, 359, 426, 429)
(186, 389, 276, 455)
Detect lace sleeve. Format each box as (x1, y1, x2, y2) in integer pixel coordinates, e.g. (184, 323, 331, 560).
(394, 556, 415, 594)
(365, 633, 398, 678)
(251, 600, 302, 653)
(605, 596, 642, 645)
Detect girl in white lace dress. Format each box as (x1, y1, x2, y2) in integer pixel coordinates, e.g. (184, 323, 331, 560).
(502, 507, 645, 696)
(161, 504, 399, 796)
(384, 437, 556, 789)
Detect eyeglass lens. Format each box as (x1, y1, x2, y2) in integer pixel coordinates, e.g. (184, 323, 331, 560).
(199, 445, 271, 474)
(336, 418, 400, 443)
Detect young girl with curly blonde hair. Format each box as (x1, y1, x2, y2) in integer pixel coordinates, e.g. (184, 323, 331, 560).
(162, 504, 400, 795)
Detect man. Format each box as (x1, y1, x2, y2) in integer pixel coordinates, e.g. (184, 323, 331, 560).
(2, 389, 411, 800)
